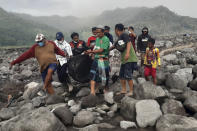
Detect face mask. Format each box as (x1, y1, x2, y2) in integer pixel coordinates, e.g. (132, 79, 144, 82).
(58, 40, 63, 44)
(38, 42, 44, 47)
(128, 31, 131, 34)
(73, 41, 78, 44)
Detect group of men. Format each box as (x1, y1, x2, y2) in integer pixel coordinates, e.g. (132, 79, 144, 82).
(10, 23, 161, 98)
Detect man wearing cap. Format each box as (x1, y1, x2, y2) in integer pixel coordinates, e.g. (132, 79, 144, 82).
(137, 27, 152, 66)
(54, 32, 73, 88)
(85, 25, 110, 95)
(10, 34, 66, 94)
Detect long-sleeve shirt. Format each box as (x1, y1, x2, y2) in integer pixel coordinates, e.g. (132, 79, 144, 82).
(54, 40, 73, 66)
(137, 34, 151, 52)
(11, 41, 65, 72)
(144, 47, 161, 69)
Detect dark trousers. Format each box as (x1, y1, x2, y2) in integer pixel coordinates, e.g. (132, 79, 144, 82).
(57, 63, 71, 84)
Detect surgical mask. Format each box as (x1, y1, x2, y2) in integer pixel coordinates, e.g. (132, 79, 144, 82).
(58, 40, 64, 44)
(128, 31, 131, 34)
(73, 41, 78, 44)
(38, 42, 44, 47)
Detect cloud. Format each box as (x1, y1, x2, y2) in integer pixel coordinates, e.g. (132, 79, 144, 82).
(0, 0, 197, 18)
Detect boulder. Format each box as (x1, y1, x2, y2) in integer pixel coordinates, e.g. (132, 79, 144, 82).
(192, 65, 197, 78)
(73, 110, 95, 127)
(163, 54, 177, 63)
(76, 88, 90, 97)
(156, 114, 197, 131)
(0, 108, 15, 121)
(134, 81, 166, 100)
(70, 104, 81, 114)
(104, 92, 114, 104)
(166, 68, 193, 90)
(17, 103, 34, 115)
(32, 96, 45, 108)
(184, 95, 197, 113)
(79, 124, 98, 131)
(45, 95, 65, 105)
(23, 82, 41, 100)
(53, 107, 73, 126)
(165, 41, 174, 48)
(137, 77, 146, 84)
(120, 121, 137, 129)
(21, 70, 32, 78)
(136, 100, 162, 128)
(156, 71, 167, 85)
(120, 96, 138, 121)
(165, 65, 180, 73)
(0, 107, 67, 131)
(161, 99, 186, 115)
(190, 78, 197, 91)
(81, 95, 99, 108)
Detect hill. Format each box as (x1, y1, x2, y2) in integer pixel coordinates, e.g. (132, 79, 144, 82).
(1, 6, 197, 46)
(0, 7, 58, 46)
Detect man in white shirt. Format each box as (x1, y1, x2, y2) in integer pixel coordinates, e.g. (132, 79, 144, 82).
(54, 32, 73, 88)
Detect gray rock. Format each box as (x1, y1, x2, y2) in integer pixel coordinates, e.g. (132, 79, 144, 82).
(134, 81, 166, 100)
(70, 104, 81, 114)
(110, 103, 118, 112)
(166, 68, 193, 90)
(76, 88, 90, 97)
(73, 111, 95, 127)
(184, 95, 197, 113)
(0, 108, 15, 121)
(104, 92, 114, 104)
(68, 100, 76, 107)
(79, 124, 98, 131)
(107, 111, 115, 118)
(136, 100, 162, 128)
(190, 78, 197, 91)
(23, 82, 41, 100)
(17, 103, 34, 115)
(81, 95, 99, 108)
(165, 41, 174, 48)
(0, 107, 67, 131)
(165, 65, 180, 73)
(192, 65, 197, 77)
(137, 77, 146, 84)
(163, 54, 177, 62)
(156, 71, 167, 85)
(46, 95, 65, 105)
(96, 123, 115, 129)
(32, 97, 45, 108)
(161, 99, 186, 115)
(156, 114, 197, 131)
(52, 81, 62, 88)
(53, 107, 73, 125)
(120, 121, 137, 129)
(120, 96, 138, 121)
(21, 69, 32, 78)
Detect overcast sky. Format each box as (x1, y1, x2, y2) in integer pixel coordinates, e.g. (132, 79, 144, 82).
(0, 0, 196, 18)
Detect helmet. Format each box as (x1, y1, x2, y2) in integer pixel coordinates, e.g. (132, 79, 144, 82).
(56, 32, 64, 41)
(35, 34, 45, 42)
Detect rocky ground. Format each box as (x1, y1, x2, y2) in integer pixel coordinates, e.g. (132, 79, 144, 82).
(0, 34, 197, 131)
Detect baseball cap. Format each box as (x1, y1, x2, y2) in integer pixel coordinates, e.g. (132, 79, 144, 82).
(35, 34, 45, 42)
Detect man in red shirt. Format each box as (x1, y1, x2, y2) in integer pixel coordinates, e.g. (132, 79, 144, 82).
(10, 34, 66, 95)
(87, 27, 97, 49)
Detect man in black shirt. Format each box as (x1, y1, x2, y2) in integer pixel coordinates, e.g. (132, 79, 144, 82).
(104, 26, 113, 44)
(137, 27, 152, 66)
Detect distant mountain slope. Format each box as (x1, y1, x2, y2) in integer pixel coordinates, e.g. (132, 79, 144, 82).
(1, 6, 197, 46)
(0, 8, 58, 46)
